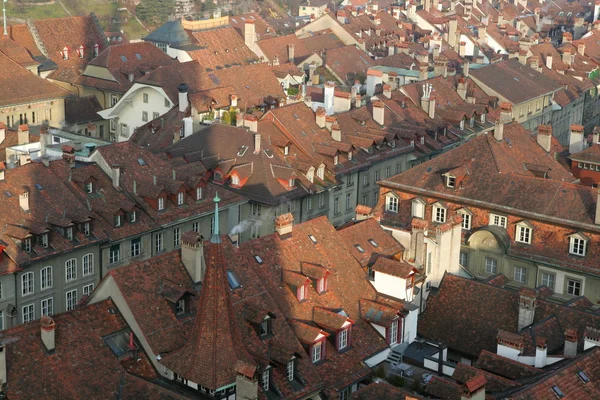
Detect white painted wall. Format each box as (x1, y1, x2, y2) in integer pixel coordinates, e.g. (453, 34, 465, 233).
(538, 266, 587, 297)
(404, 308, 418, 343)
(373, 272, 411, 301)
(364, 348, 391, 367)
(167, 46, 193, 63)
(459, 34, 476, 57)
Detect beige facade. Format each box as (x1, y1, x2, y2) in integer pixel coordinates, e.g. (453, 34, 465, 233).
(1, 98, 66, 129)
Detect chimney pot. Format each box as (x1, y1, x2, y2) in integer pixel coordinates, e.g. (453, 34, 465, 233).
(18, 124, 29, 145)
(275, 213, 294, 235)
(40, 315, 56, 353)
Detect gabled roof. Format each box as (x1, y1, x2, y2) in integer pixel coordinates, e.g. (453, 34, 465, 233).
(144, 20, 191, 46)
(569, 144, 600, 164)
(188, 26, 259, 69)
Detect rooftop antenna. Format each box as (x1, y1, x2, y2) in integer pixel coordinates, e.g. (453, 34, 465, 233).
(211, 192, 221, 244)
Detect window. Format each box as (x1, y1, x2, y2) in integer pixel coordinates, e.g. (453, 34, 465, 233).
(447, 176, 456, 188)
(516, 225, 532, 244)
(177, 192, 184, 205)
(23, 238, 31, 252)
(231, 175, 240, 186)
(66, 289, 77, 311)
(83, 222, 90, 236)
(109, 244, 120, 264)
(389, 319, 398, 344)
(83, 254, 94, 276)
(115, 214, 121, 227)
(252, 203, 261, 216)
(318, 277, 326, 293)
(306, 198, 312, 212)
(570, 236, 587, 256)
(386, 195, 398, 213)
(82, 284, 94, 297)
(460, 252, 468, 267)
(567, 279, 582, 296)
(22, 272, 34, 296)
(338, 328, 348, 350)
(433, 204, 446, 223)
(284, 146, 289, 155)
(158, 197, 165, 211)
(458, 210, 471, 230)
(250, 224, 260, 239)
(334, 155, 339, 165)
(334, 197, 340, 215)
(41, 266, 52, 290)
(0, 282, 2, 299)
(155, 233, 163, 253)
(129, 211, 136, 223)
(143, 93, 149, 103)
(227, 270, 241, 289)
(355, 244, 365, 253)
(490, 214, 507, 228)
(259, 318, 271, 337)
(66, 227, 73, 241)
(175, 298, 186, 314)
(287, 360, 295, 381)
(460, 120, 465, 130)
(385, 167, 391, 178)
(347, 174, 354, 186)
(514, 266, 527, 284)
(196, 187, 202, 200)
(142, 111, 148, 122)
(312, 342, 322, 362)
(39, 233, 48, 248)
(41, 297, 53, 316)
(22, 304, 34, 323)
(130, 237, 141, 257)
(173, 228, 181, 247)
(164, 98, 170, 107)
(192, 222, 199, 233)
(346, 193, 352, 211)
(85, 182, 93, 193)
(318, 193, 325, 208)
(317, 165, 325, 180)
(65, 259, 77, 282)
(298, 284, 306, 301)
(374, 170, 380, 182)
(339, 387, 351, 400)
(541, 272, 555, 290)
(412, 198, 424, 218)
(363, 173, 369, 186)
(153, 112, 160, 120)
(485, 258, 497, 274)
(261, 369, 270, 392)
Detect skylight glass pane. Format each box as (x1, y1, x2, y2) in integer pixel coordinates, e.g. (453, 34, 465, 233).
(227, 270, 240, 289)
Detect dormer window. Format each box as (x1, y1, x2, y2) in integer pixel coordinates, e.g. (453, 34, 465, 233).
(284, 145, 289, 155)
(214, 171, 222, 182)
(85, 182, 93, 193)
(261, 367, 271, 392)
(460, 119, 465, 130)
(385, 193, 399, 213)
(62, 47, 69, 60)
(78, 45, 84, 58)
(338, 328, 349, 350)
(115, 215, 122, 227)
(470, 116, 475, 127)
(432, 203, 446, 223)
(447, 176, 456, 188)
(128, 211, 137, 223)
(317, 165, 325, 180)
(39, 233, 48, 248)
(298, 283, 307, 301)
(490, 213, 507, 228)
(66, 227, 73, 240)
(82, 222, 90, 236)
(177, 192, 184, 205)
(287, 358, 296, 381)
(158, 197, 165, 211)
(317, 276, 328, 293)
(307, 167, 315, 183)
(516, 221, 533, 244)
(569, 233, 587, 256)
(420, 136, 425, 145)
(175, 298, 186, 315)
(311, 341, 323, 363)
(481, 113, 486, 123)
(259, 317, 272, 338)
(411, 198, 425, 218)
(93, 43, 99, 57)
(231, 175, 240, 186)
(22, 237, 32, 252)
(334, 155, 339, 165)
(196, 187, 202, 200)
(457, 208, 472, 230)
(348, 151, 353, 160)
(289, 178, 295, 187)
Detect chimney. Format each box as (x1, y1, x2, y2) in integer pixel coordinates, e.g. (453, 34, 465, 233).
(236, 362, 258, 400)
(448, 18, 458, 48)
(493, 119, 505, 142)
(593, 126, 600, 144)
(230, 94, 238, 108)
(564, 328, 578, 357)
(275, 213, 294, 236)
(463, 62, 470, 77)
(254, 133, 261, 154)
(355, 94, 361, 108)
(578, 43, 586, 56)
(459, 41, 466, 57)
(18, 124, 29, 145)
(562, 49, 573, 66)
(288, 44, 295, 64)
(518, 288, 537, 331)
(478, 25, 486, 41)
(546, 54, 553, 70)
(428, 96, 436, 119)
(583, 326, 600, 350)
(19, 191, 30, 212)
(40, 315, 56, 353)
(244, 20, 256, 52)
(331, 123, 342, 141)
(244, 114, 258, 133)
(534, 337, 548, 368)
(563, 32, 573, 44)
(419, 64, 428, 81)
(457, 78, 468, 100)
(421, 83, 432, 113)
(0, 123, 5, 144)
(355, 205, 373, 221)
(499, 102, 513, 123)
(372, 101, 385, 125)
(111, 164, 120, 189)
(181, 231, 206, 283)
(383, 84, 391, 99)
(315, 107, 326, 128)
(178, 83, 189, 113)
(324, 81, 335, 113)
(0, 163, 4, 181)
(460, 375, 486, 400)
(569, 124, 584, 154)
(537, 124, 552, 153)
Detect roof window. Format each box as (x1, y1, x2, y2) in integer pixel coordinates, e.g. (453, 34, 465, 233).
(551, 386, 565, 398)
(254, 255, 263, 264)
(355, 244, 365, 253)
(577, 371, 590, 383)
(368, 239, 378, 247)
(227, 270, 241, 289)
(103, 330, 136, 357)
(308, 235, 317, 244)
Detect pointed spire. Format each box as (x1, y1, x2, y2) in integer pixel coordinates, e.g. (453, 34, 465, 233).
(211, 192, 221, 244)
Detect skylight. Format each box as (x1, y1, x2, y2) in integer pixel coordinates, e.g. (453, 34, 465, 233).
(551, 386, 565, 398)
(227, 270, 241, 289)
(138, 158, 147, 166)
(577, 371, 590, 383)
(35, 183, 43, 190)
(355, 244, 365, 253)
(120, 55, 127, 62)
(308, 235, 317, 244)
(103, 330, 136, 357)
(254, 255, 263, 264)
(368, 239, 378, 247)
(135, 53, 142, 60)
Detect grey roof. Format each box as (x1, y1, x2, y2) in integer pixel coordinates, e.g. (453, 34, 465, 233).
(143, 20, 191, 47)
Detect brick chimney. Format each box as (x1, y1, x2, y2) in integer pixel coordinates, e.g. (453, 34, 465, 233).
(111, 164, 120, 189)
(355, 205, 373, 221)
(537, 124, 552, 153)
(275, 213, 294, 236)
(372, 101, 385, 125)
(181, 231, 206, 283)
(18, 124, 29, 145)
(41, 315, 56, 353)
(564, 328, 578, 357)
(244, 114, 258, 133)
(19, 191, 30, 212)
(569, 124, 584, 154)
(534, 337, 547, 368)
(315, 107, 326, 128)
(461, 375, 486, 400)
(518, 288, 537, 331)
(331, 123, 342, 141)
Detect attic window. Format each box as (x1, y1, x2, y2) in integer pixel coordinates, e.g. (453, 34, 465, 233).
(355, 244, 365, 253)
(447, 176, 456, 188)
(22, 237, 32, 252)
(82, 222, 90, 236)
(288, 178, 295, 187)
(368, 239, 378, 247)
(175, 299, 186, 315)
(551, 386, 565, 398)
(334, 155, 339, 165)
(85, 182, 93, 193)
(39, 233, 48, 248)
(348, 151, 353, 160)
(284, 146, 289, 155)
(259, 317, 272, 338)
(78, 45, 84, 58)
(308, 235, 317, 244)
(254, 255, 263, 264)
(577, 371, 590, 383)
(227, 270, 241, 289)
(62, 47, 69, 60)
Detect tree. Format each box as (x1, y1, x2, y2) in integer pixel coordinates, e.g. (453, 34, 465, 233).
(136, 0, 175, 24)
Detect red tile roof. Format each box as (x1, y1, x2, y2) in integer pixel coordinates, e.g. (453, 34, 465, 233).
(189, 26, 259, 69)
(338, 218, 404, 267)
(325, 45, 374, 84)
(351, 380, 425, 399)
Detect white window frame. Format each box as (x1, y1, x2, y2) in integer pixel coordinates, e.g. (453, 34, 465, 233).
(143, 93, 149, 103)
(433, 204, 446, 223)
(0, 310, 4, 330)
(385, 194, 399, 213)
(485, 258, 497, 274)
(287, 360, 294, 381)
(174, 227, 181, 247)
(312, 342, 322, 363)
(516, 224, 532, 244)
(339, 328, 348, 350)
(411, 198, 425, 218)
(65, 259, 77, 282)
(177, 192, 184, 205)
(109, 244, 120, 264)
(318, 194, 325, 208)
(261, 369, 270, 392)
(82, 253, 94, 276)
(569, 235, 587, 256)
(460, 252, 468, 267)
(514, 266, 527, 284)
(41, 297, 53, 316)
(457, 209, 472, 230)
(41, 266, 53, 290)
(541, 272, 555, 290)
(85, 182, 93, 193)
(22, 304, 34, 323)
(192, 222, 200, 233)
(158, 197, 165, 211)
(196, 187, 202, 200)
(390, 319, 398, 344)
(22, 272, 34, 296)
(490, 213, 508, 228)
(231, 175, 240, 186)
(66, 289, 77, 311)
(131, 238, 141, 257)
(317, 165, 325, 180)
(155, 233, 164, 253)
(83, 284, 94, 297)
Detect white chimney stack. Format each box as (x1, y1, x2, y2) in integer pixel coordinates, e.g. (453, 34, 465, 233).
(111, 164, 120, 189)
(181, 231, 206, 283)
(19, 191, 30, 212)
(372, 101, 385, 125)
(0, 344, 6, 386)
(178, 83, 189, 113)
(41, 315, 56, 353)
(254, 134, 261, 154)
